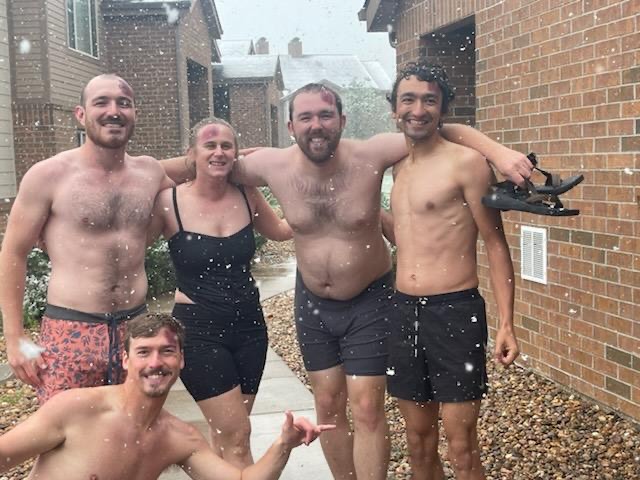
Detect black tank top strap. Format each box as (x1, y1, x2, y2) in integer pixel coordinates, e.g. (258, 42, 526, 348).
(236, 185, 254, 225)
(172, 187, 184, 232)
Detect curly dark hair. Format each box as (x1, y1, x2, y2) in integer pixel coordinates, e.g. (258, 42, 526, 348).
(387, 62, 455, 114)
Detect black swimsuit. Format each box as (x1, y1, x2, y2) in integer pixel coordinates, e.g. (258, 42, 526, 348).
(168, 186, 267, 401)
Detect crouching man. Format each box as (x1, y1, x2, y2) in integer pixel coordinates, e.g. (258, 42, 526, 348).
(0, 313, 332, 480)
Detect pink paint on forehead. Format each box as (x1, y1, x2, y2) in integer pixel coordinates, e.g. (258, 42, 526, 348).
(320, 89, 336, 105)
(118, 80, 134, 99)
(199, 124, 223, 140)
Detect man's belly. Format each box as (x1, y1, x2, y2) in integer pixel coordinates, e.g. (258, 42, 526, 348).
(395, 258, 479, 296)
(46, 268, 148, 313)
(296, 243, 392, 300)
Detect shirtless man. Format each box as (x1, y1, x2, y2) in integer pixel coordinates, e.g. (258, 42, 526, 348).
(163, 83, 532, 480)
(0, 74, 173, 403)
(383, 63, 519, 480)
(0, 312, 331, 480)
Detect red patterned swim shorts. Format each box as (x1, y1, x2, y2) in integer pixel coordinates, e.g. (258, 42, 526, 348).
(36, 303, 146, 404)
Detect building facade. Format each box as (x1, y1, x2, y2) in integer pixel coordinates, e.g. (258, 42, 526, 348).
(361, 0, 639, 421)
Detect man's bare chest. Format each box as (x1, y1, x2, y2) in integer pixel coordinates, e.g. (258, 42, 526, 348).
(276, 171, 381, 233)
(53, 178, 156, 231)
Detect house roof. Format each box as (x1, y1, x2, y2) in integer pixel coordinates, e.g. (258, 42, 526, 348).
(358, 0, 397, 32)
(278, 54, 391, 93)
(213, 55, 279, 80)
(218, 40, 255, 57)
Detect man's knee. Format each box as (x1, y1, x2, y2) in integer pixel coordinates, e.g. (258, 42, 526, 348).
(405, 422, 438, 448)
(213, 417, 252, 447)
(446, 436, 476, 472)
(350, 394, 386, 432)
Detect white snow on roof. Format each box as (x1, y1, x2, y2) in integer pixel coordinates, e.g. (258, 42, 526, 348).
(279, 54, 389, 92)
(218, 39, 254, 57)
(213, 55, 278, 79)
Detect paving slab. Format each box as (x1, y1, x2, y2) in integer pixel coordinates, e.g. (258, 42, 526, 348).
(0, 363, 14, 383)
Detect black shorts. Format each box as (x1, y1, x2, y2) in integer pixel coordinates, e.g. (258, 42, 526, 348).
(173, 302, 268, 401)
(294, 271, 393, 375)
(387, 289, 488, 403)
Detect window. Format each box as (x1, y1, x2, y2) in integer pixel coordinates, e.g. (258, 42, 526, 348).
(77, 129, 86, 146)
(67, 0, 98, 57)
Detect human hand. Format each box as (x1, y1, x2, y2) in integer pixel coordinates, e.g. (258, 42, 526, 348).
(6, 335, 46, 386)
(280, 410, 335, 448)
(494, 327, 519, 367)
(492, 148, 533, 187)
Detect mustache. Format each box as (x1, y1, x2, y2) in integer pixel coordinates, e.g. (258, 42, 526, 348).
(141, 367, 171, 377)
(101, 116, 125, 126)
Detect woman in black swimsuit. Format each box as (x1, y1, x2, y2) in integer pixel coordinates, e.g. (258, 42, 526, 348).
(149, 117, 292, 468)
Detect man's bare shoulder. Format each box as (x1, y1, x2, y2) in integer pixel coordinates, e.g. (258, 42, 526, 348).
(126, 154, 164, 171)
(23, 149, 81, 180)
(445, 141, 492, 182)
(39, 387, 111, 420)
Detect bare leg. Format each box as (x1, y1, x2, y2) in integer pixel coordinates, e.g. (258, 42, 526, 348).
(346, 374, 390, 480)
(441, 401, 485, 480)
(397, 399, 444, 480)
(197, 386, 255, 468)
(308, 366, 356, 479)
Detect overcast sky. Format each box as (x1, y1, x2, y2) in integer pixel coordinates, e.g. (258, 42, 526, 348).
(215, 0, 396, 77)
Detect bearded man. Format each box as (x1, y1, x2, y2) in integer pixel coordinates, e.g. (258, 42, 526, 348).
(0, 74, 174, 404)
(162, 83, 531, 479)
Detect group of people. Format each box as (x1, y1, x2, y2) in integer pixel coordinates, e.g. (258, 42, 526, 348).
(0, 61, 532, 479)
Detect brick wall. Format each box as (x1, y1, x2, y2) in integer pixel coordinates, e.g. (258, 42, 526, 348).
(11, 104, 76, 184)
(228, 82, 271, 148)
(103, 14, 183, 159)
(393, 0, 640, 421)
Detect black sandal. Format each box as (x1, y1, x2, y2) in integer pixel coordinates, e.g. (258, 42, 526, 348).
(482, 153, 583, 216)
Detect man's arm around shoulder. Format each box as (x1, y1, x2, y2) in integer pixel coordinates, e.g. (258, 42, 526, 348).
(359, 132, 408, 170)
(231, 147, 284, 187)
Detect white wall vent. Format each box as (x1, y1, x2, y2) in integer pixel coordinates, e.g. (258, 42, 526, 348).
(521, 226, 547, 284)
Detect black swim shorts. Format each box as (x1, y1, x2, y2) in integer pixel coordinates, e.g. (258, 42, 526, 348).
(294, 271, 393, 376)
(173, 302, 268, 401)
(387, 289, 489, 403)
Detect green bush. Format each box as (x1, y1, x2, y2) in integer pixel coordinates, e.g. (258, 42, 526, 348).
(145, 239, 176, 298)
(23, 248, 50, 327)
(254, 186, 281, 253)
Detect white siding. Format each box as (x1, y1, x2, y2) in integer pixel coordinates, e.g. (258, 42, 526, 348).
(0, 0, 16, 198)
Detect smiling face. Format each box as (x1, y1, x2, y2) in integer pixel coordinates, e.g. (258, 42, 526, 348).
(123, 327, 184, 398)
(189, 122, 237, 179)
(288, 91, 345, 164)
(393, 75, 443, 142)
(75, 75, 136, 149)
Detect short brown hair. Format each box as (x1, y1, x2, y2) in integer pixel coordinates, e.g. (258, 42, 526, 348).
(288, 83, 343, 121)
(124, 313, 185, 352)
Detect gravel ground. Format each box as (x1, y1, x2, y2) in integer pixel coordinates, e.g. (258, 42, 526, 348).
(0, 333, 38, 480)
(263, 291, 640, 480)
(256, 239, 296, 265)
(2, 281, 639, 479)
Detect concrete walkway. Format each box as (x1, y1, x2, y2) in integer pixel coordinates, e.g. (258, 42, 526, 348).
(159, 260, 331, 479)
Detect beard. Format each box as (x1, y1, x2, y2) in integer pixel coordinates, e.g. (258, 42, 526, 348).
(294, 128, 342, 164)
(85, 118, 135, 149)
(139, 368, 174, 398)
